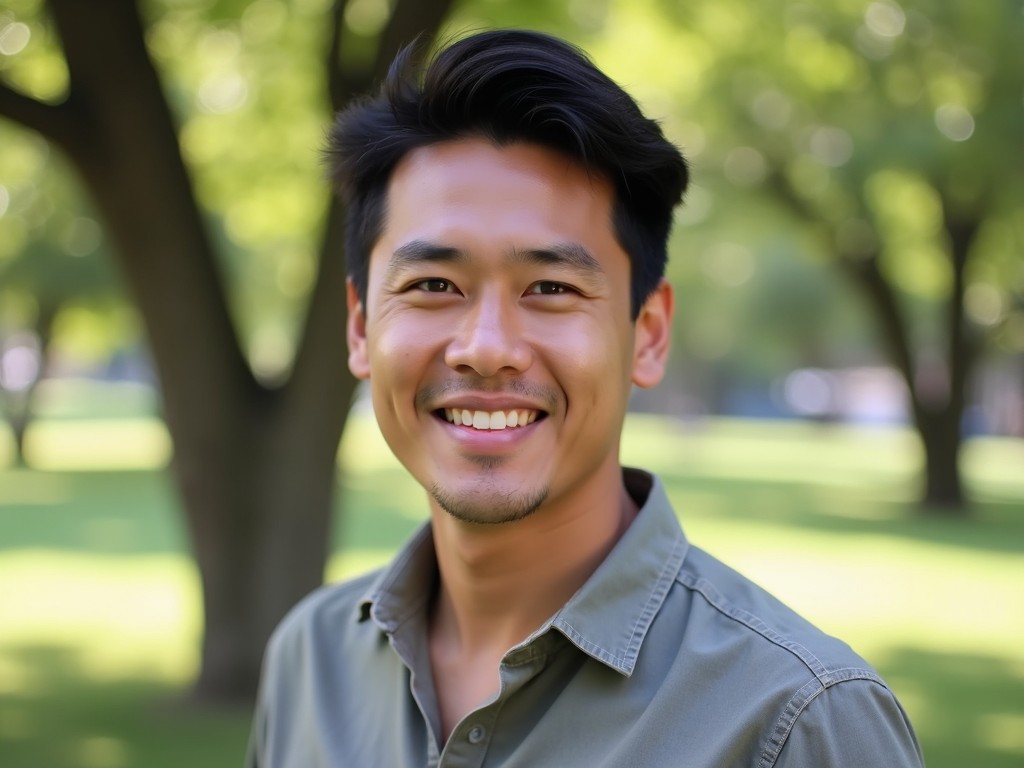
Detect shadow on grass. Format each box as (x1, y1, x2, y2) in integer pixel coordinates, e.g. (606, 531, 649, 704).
(658, 471, 1024, 556)
(0, 644, 251, 768)
(330, 462, 1024, 563)
(2, 456, 1020, 566)
(875, 647, 1024, 768)
(0, 469, 186, 555)
(0, 465, 427, 559)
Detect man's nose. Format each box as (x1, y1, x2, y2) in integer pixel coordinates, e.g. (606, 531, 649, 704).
(444, 296, 532, 377)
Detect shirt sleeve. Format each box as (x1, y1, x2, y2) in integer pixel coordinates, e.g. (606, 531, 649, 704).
(771, 677, 924, 767)
(245, 624, 282, 768)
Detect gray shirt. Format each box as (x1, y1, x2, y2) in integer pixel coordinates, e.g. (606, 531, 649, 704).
(247, 469, 924, 767)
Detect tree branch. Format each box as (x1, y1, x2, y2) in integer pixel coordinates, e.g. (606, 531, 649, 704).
(940, 192, 986, 414)
(839, 254, 916, 388)
(765, 169, 925, 420)
(372, 0, 457, 79)
(326, 0, 457, 111)
(0, 81, 76, 148)
(287, 0, 456, 415)
(325, 0, 352, 111)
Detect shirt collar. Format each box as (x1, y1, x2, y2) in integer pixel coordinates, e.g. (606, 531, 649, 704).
(545, 469, 689, 676)
(358, 522, 437, 631)
(358, 469, 689, 677)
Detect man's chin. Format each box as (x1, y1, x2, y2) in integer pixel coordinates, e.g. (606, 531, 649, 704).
(429, 482, 549, 525)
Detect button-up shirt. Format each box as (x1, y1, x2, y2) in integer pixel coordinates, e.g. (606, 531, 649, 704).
(247, 469, 924, 767)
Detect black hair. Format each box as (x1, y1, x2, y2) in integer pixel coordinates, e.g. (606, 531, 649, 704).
(326, 29, 689, 318)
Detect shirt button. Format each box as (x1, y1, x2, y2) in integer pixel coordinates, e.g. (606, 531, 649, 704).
(467, 725, 486, 744)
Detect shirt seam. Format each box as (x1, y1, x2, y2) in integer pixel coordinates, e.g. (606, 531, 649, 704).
(757, 670, 892, 767)
(677, 570, 894, 767)
(677, 570, 834, 679)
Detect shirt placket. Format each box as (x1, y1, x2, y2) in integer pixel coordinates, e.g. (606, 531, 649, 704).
(436, 642, 553, 768)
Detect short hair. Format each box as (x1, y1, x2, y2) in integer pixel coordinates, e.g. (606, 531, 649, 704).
(327, 29, 689, 318)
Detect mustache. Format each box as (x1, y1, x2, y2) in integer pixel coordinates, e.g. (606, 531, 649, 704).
(415, 378, 558, 411)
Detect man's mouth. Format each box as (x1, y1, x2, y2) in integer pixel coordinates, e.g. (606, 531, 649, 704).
(441, 408, 540, 431)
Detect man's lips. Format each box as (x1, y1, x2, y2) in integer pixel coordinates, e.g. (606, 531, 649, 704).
(440, 408, 541, 431)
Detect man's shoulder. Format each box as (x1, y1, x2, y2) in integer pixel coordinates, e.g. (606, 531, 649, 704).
(658, 546, 923, 765)
(673, 544, 876, 680)
(266, 568, 384, 657)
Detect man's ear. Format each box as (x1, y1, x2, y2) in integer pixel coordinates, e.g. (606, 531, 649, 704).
(346, 278, 371, 380)
(631, 279, 673, 389)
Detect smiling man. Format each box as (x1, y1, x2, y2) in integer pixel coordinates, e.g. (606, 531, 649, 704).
(247, 30, 924, 767)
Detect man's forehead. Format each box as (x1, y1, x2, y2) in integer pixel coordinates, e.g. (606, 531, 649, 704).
(386, 136, 608, 193)
(367, 137, 625, 283)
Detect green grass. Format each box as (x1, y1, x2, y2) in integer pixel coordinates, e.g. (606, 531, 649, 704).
(1, 413, 1022, 767)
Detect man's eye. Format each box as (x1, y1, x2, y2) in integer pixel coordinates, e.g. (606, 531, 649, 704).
(415, 278, 455, 293)
(528, 281, 571, 296)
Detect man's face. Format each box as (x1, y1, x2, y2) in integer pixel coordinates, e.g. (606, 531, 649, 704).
(347, 138, 671, 524)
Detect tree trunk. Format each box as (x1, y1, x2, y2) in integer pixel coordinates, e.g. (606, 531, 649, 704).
(843, 253, 969, 513)
(0, 299, 57, 467)
(37, 0, 334, 703)
(0, 0, 457, 704)
(185, 377, 357, 702)
(3, 374, 30, 467)
(767, 171, 981, 514)
(916, 407, 964, 510)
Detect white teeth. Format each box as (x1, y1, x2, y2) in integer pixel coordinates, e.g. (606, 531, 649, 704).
(443, 408, 539, 430)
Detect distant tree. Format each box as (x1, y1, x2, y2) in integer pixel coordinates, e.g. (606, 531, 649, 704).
(0, 126, 123, 464)
(0, 0, 455, 704)
(625, 0, 1024, 512)
(0, 290, 57, 465)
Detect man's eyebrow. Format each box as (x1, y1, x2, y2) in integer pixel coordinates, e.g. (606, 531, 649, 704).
(386, 240, 605, 276)
(388, 240, 467, 270)
(510, 243, 605, 274)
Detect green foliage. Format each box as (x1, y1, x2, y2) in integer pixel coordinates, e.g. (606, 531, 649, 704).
(641, 0, 1024, 354)
(0, 0, 337, 376)
(0, 6, 136, 362)
(143, 0, 338, 377)
(866, 169, 950, 298)
(1, 0, 1021, 414)
(484, 0, 1023, 384)
(0, 0, 66, 100)
(0, 123, 133, 365)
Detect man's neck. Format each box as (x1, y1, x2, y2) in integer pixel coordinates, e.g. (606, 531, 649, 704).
(428, 469, 639, 663)
(426, 467, 639, 740)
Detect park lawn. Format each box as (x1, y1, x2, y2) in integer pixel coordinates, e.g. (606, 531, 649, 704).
(0, 413, 1022, 767)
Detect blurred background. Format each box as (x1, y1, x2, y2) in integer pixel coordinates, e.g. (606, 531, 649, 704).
(0, 0, 1021, 766)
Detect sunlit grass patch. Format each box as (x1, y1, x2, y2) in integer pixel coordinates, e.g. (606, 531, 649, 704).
(0, 550, 239, 768)
(0, 552, 201, 687)
(963, 436, 1024, 500)
(0, 416, 172, 471)
(24, 418, 172, 471)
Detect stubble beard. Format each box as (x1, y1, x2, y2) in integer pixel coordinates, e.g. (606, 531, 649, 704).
(429, 466, 549, 525)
